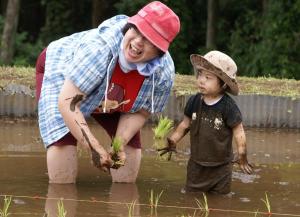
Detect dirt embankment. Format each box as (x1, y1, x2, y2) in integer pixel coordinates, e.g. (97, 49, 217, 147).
(1, 66, 300, 98)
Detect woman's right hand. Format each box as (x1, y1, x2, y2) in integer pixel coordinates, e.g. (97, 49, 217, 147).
(90, 146, 113, 172)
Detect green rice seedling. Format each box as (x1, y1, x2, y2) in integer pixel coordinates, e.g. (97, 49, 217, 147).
(149, 189, 164, 208)
(153, 116, 173, 141)
(111, 137, 124, 169)
(261, 192, 271, 215)
(112, 137, 122, 153)
(126, 199, 136, 217)
(153, 116, 173, 158)
(253, 210, 260, 217)
(0, 195, 12, 217)
(179, 210, 197, 217)
(57, 199, 67, 217)
(195, 193, 209, 216)
(149, 189, 164, 216)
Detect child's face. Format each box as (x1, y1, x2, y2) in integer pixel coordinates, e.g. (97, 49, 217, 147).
(196, 69, 223, 96)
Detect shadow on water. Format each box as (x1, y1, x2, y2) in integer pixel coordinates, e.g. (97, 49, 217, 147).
(0, 118, 299, 217)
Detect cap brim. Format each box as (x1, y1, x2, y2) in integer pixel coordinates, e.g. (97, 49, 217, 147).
(190, 54, 239, 95)
(128, 15, 169, 52)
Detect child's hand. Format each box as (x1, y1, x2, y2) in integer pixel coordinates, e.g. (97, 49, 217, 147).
(234, 153, 253, 174)
(157, 138, 177, 161)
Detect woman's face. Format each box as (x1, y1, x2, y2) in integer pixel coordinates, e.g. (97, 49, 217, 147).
(122, 26, 161, 63)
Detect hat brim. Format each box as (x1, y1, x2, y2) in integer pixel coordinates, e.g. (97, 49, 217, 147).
(128, 15, 169, 52)
(190, 54, 239, 95)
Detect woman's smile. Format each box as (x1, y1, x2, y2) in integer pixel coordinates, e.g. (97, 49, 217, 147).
(123, 27, 160, 63)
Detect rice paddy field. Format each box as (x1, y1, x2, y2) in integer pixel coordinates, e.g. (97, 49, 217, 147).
(0, 119, 299, 217)
(0, 67, 299, 216)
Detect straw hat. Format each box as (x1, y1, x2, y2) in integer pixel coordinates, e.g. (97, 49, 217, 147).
(190, 51, 239, 95)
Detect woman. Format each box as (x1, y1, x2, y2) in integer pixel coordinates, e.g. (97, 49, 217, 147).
(36, 1, 180, 184)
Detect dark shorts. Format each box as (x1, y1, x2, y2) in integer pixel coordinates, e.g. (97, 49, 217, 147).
(35, 49, 141, 149)
(185, 159, 232, 194)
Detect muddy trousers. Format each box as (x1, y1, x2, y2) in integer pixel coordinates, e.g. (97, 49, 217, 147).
(185, 159, 232, 194)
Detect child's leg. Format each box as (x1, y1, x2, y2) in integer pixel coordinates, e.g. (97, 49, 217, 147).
(209, 163, 232, 194)
(185, 159, 211, 192)
(185, 160, 232, 194)
(92, 113, 142, 183)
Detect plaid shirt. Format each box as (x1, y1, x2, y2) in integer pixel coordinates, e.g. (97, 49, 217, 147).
(38, 15, 175, 146)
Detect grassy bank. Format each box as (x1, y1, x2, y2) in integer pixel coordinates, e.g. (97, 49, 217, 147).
(1, 66, 300, 97)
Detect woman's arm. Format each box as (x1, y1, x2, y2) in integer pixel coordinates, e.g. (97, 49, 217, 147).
(116, 109, 150, 147)
(113, 109, 150, 162)
(58, 79, 112, 170)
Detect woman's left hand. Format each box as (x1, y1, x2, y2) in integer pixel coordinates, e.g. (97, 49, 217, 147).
(110, 149, 126, 169)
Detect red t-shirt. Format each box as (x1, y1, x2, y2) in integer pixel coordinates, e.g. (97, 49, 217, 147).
(95, 63, 145, 113)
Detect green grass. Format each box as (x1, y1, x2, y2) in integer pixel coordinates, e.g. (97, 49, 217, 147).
(0, 67, 35, 89)
(1, 67, 300, 97)
(174, 74, 300, 97)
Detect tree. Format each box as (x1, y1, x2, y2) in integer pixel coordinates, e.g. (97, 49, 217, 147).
(206, 0, 218, 49)
(229, 0, 300, 79)
(0, 0, 20, 65)
(92, 0, 118, 28)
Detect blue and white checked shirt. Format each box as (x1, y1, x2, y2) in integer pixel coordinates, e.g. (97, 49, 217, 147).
(38, 15, 175, 147)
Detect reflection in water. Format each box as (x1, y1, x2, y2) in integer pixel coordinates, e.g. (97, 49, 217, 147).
(108, 183, 140, 217)
(45, 184, 78, 217)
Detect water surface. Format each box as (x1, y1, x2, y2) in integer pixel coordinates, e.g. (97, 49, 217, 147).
(0, 119, 299, 217)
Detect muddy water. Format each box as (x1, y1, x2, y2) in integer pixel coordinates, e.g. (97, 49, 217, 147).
(0, 119, 299, 217)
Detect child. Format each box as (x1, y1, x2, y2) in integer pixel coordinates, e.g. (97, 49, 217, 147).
(159, 51, 253, 194)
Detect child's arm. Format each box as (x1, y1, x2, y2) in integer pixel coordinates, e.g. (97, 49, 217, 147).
(233, 123, 253, 174)
(157, 115, 191, 159)
(169, 115, 191, 144)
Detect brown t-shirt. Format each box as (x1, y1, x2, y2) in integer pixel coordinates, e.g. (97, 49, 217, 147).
(184, 93, 242, 166)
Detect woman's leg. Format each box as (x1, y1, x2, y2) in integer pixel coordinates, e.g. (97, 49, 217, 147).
(36, 49, 79, 184)
(110, 145, 141, 183)
(45, 183, 78, 216)
(47, 145, 78, 184)
(47, 133, 78, 184)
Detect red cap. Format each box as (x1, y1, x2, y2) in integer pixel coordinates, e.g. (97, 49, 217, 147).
(128, 1, 180, 52)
